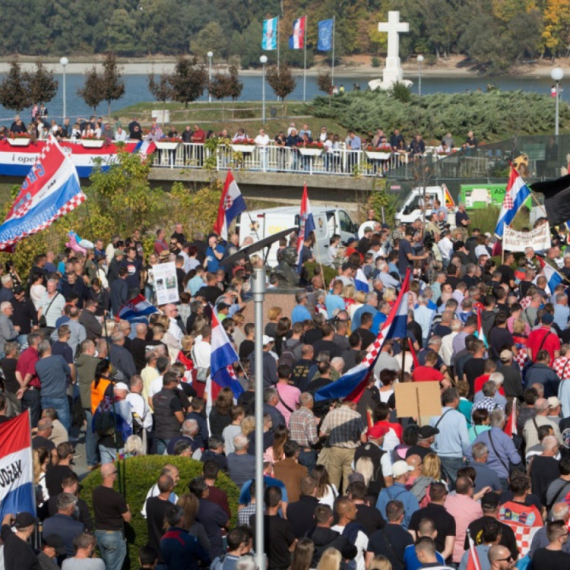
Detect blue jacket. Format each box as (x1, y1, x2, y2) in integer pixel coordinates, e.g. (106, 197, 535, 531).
(376, 482, 419, 530)
(467, 427, 522, 480)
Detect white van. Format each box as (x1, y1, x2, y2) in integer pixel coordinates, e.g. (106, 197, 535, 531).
(394, 184, 457, 226)
(236, 206, 358, 265)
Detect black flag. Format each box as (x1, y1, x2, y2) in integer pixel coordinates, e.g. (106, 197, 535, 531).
(531, 174, 570, 226)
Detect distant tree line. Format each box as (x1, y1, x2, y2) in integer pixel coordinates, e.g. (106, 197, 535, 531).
(1, 0, 568, 72)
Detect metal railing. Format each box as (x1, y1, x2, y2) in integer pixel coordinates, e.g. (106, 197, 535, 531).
(151, 142, 412, 177)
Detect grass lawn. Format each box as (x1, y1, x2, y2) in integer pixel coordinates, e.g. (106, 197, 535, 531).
(116, 100, 348, 136)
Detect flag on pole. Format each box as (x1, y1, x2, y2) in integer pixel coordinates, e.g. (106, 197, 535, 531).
(116, 294, 159, 321)
(475, 308, 488, 348)
(0, 135, 85, 251)
(355, 268, 370, 292)
(465, 531, 483, 570)
(262, 17, 278, 50)
(0, 411, 36, 518)
(542, 262, 564, 293)
(289, 16, 306, 49)
(504, 399, 517, 437)
(315, 270, 411, 402)
(494, 167, 531, 238)
(207, 310, 245, 406)
(213, 171, 247, 241)
(317, 19, 334, 51)
(296, 184, 315, 272)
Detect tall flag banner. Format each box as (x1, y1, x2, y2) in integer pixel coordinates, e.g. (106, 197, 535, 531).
(0, 411, 36, 518)
(465, 531, 483, 570)
(315, 270, 411, 402)
(262, 17, 278, 50)
(317, 19, 334, 51)
(117, 294, 159, 321)
(296, 184, 316, 273)
(542, 262, 564, 293)
(208, 310, 245, 410)
(494, 167, 531, 238)
(531, 173, 570, 227)
(504, 399, 517, 437)
(475, 308, 488, 348)
(289, 16, 306, 49)
(213, 171, 247, 241)
(0, 135, 85, 251)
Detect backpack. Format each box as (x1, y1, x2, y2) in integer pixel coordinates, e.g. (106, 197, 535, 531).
(278, 340, 302, 369)
(94, 410, 115, 437)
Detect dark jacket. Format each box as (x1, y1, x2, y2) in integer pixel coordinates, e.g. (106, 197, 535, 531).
(79, 309, 103, 340)
(110, 279, 128, 315)
(287, 495, 319, 538)
(109, 343, 136, 380)
(306, 526, 357, 567)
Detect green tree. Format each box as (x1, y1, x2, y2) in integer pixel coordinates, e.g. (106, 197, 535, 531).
(25, 61, 58, 106)
(317, 71, 332, 94)
(227, 65, 243, 101)
(77, 66, 104, 113)
(266, 63, 297, 114)
(148, 73, 173, 125)
(0, 57, 31, 112)
(100, 52, 125, 117)
(170, 56, 207, 108)
(190, 21, 228, 58)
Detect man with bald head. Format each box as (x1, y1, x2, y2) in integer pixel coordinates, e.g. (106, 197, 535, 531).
(523, 398, 563, 450)
(93, 463, 131, 570)
(488, 544, 516, 569)
(163, 304, 183, 345)
(146, 474, 175, 565)
(529, 502, 570, 557)
(129, 323, 148, 373)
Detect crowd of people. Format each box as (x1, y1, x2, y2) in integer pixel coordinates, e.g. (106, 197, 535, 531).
(2, 200, 570, 570)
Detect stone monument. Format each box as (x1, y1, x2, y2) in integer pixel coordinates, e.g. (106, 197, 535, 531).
(369, 11, 412, 91)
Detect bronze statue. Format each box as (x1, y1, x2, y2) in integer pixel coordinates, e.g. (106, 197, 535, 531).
(273, 247, 299, 288)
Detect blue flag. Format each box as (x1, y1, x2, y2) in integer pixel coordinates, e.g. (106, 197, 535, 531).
(317, 19, 334, 51)
(262, 17, 278, 50)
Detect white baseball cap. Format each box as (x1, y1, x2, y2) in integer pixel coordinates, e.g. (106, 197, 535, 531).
(392, 460, 414, 478)
(114, 382, 130, 393)
(262, 335, 274, 345)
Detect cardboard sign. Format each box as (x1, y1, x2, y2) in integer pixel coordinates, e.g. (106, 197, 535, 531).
(394, 382, 442, 420)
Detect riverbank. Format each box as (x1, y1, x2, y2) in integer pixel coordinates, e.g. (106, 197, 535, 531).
(0, 53, 567, 79)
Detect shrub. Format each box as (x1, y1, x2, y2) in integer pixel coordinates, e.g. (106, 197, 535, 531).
(371, 57, 381, 68)
(80, 455, 240, 570)
(387, 81, 412, 103)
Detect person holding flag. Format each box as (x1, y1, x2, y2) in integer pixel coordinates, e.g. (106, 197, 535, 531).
(296, 184, 316, 273)
(494, 167, 531, 239)
(213, 171, 247, 242)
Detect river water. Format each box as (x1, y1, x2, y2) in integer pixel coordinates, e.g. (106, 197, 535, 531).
(0, 73, 560, 124)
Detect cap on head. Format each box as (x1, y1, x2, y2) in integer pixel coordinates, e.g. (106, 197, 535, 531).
(392, 460, 414, 478)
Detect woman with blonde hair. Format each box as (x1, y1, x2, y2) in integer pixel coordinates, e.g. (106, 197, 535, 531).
(349, 290, 367, 319)
(241, 416, 255, 437)
(343, 284, 357, 313)
(368, 554, 392, 570)
(409, 452, 446, 507)
(265, 306, 282, 338)
(291, 538, 314, 570)
(316, 547, 342, 570)
(124, 435, 145, 457)
(383, 287, 396, 306)
(176, 493, 210, 550)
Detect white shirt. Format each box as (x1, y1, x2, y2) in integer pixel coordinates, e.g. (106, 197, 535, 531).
(126, 392, 152, 430)
(438, 237, 454, 262)
(168, 317, 183, 344)
(193, 338, 211, 368)
(140, 483, 179, 518)
(149, 375, 164, 399)
(115, 129, 128, 142)
(255, 134, 270, 148)
(440, 332, 458, 366)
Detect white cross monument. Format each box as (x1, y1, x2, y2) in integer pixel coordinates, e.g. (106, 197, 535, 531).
(369, 11, 412, 91)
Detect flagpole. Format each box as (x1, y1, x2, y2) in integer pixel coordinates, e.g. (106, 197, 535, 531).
(331, 16, 336, 87)
(303, 16, 307, 102)
(277, 15, 280, 71)
(400, 337, 406, 384)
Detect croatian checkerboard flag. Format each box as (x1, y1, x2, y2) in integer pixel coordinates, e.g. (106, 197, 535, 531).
(117, 294, 159, 321)
(208, 311, 244, 402)
(0, 411, 35, 518)
(213, 171, 246, 241)
(289, 16, 306, 49)
(315, 269, 411, 402)
(0, 134, 85, 251)
(494, 167, 531, 238)
(296, 184, 315, 273)
(262, 17, 278, 50)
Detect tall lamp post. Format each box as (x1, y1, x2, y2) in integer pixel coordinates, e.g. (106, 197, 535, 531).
(207, 51, 213, 103)
(417, 55, 424, 97)
(552, 67, 564, 136)
(60, 57, 69, 120)
(260, 55, 268, 124)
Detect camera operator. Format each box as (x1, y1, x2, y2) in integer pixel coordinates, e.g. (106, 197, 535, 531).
(397, 226, 429, 278)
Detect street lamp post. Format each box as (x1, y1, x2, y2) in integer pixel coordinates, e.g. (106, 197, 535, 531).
(552, 67, 564, 136)
(260, 55, 268, 124)
(60, 57, 69, 120)
(207, 51, 213, 103)
(417, 55, 424, 97)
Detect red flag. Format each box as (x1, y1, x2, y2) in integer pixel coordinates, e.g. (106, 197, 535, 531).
(466, 531, 483, 570)
(407, 338, 419, 369)
(504, 398, 517, 437)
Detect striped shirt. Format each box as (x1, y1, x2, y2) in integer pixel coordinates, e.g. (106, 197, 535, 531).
(289, 406, 318, 448)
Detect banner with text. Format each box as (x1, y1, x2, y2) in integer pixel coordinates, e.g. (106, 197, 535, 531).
(503, 223, 551, 253)
(151, 262, 179, 305)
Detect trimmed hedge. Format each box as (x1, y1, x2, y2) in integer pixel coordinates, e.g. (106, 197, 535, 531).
(80, 456, 240, 570)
